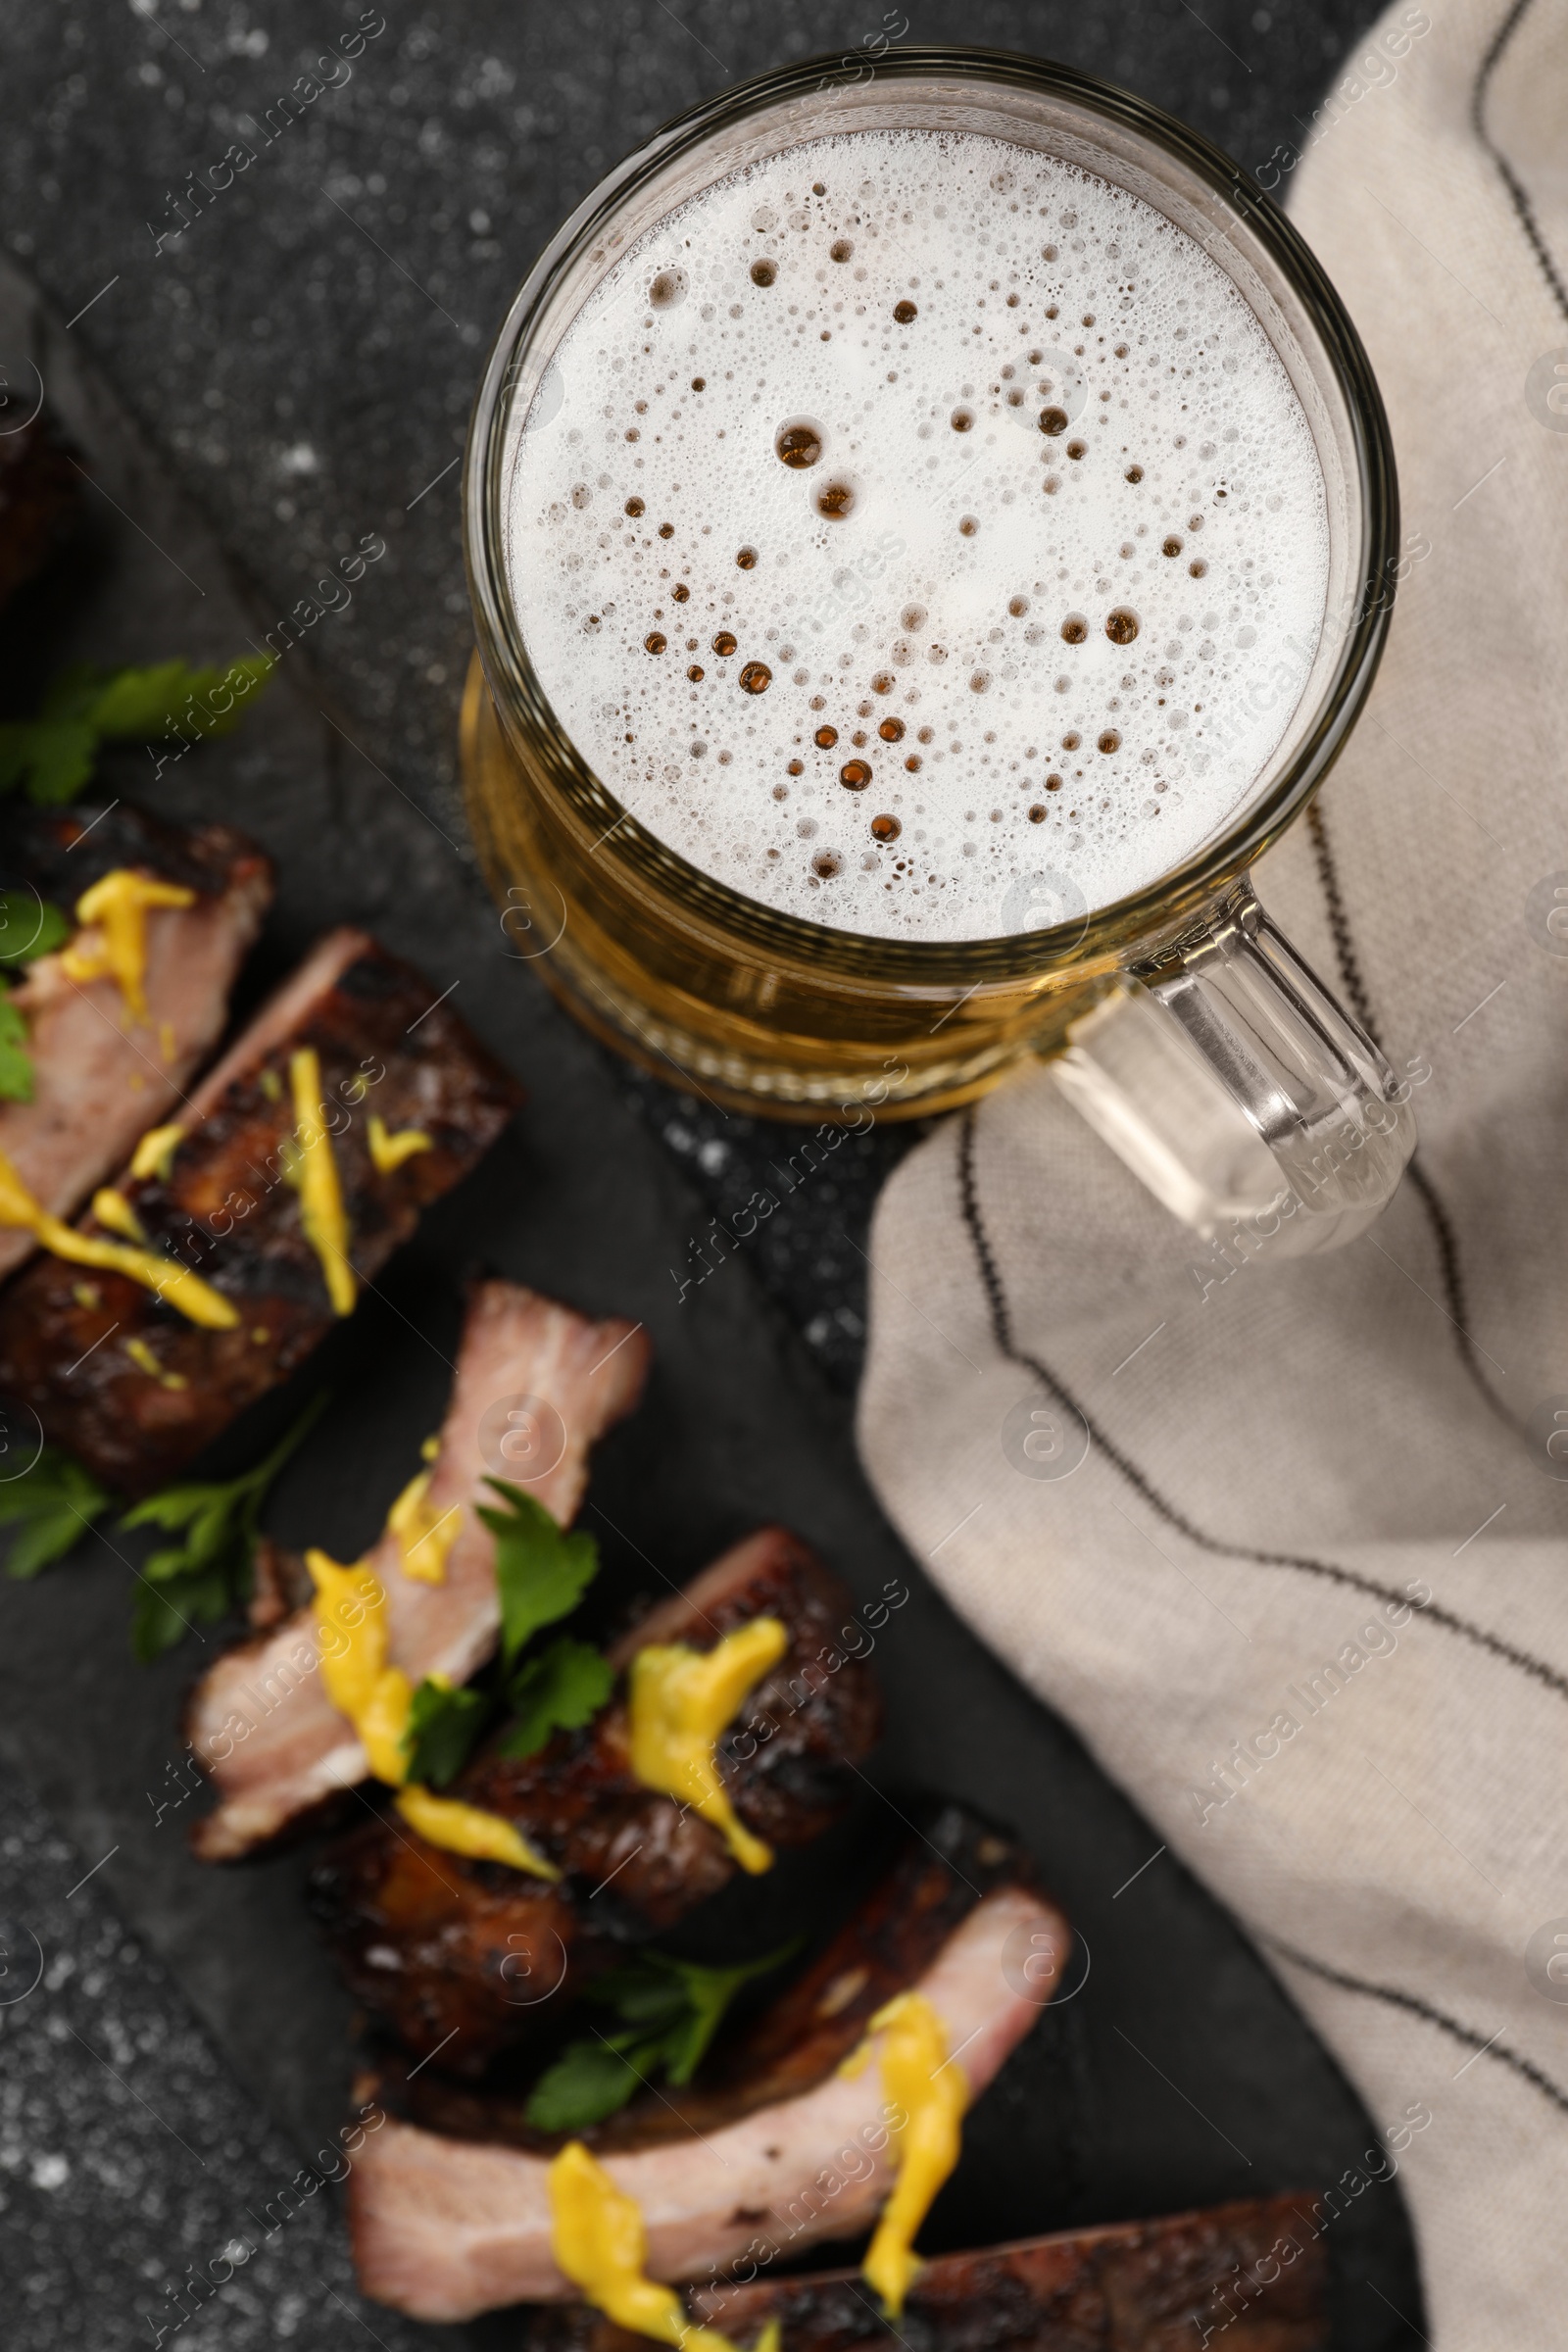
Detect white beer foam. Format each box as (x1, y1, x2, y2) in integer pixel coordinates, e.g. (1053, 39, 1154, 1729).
(506, 128, 1329, 943)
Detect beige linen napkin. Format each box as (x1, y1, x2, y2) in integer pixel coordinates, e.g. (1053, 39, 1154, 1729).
(857, 2, 1568, 2342)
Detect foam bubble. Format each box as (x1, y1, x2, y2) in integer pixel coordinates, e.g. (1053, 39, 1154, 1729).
(506, 128, 1329, 943)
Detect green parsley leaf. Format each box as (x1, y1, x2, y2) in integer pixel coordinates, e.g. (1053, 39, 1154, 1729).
(0, 916, 54, 1096)
(0, 656, 272, 806)
(389, 1501, 612, 1793)
(498, 1637, 614, 1760)
(89, 656, 273, 742)
(402, 1677, 490, 1788)
(130, 1560, 237, 1661)
(0, 892, 70, 966)
(478, 1481, 600, 1667)
(524, 2035, 650, 2133)
(120, 1392, 325, 1660)
(522, 1943, 798, 2132)
(0, 717, 98, 806)
(0, 1445, 112, 1579)
(653, 1947, 800, 2086)
(0, 981, 34, 1103)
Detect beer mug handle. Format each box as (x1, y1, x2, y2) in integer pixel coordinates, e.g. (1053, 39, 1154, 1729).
(1051, 878, 1416, 1254)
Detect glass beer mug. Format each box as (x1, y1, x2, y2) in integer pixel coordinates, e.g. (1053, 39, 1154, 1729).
(462, 46, 1415, 1254)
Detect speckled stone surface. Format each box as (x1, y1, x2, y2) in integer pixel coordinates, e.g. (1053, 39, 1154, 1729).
(0, 1756, 452, 2351)
(0, 9, 1427, 2350)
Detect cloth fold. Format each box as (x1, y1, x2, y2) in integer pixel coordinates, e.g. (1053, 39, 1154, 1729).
(857, 3, 1568, 2343)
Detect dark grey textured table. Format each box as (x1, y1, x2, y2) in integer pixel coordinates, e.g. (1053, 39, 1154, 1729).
(0, 8, 1424, 2349)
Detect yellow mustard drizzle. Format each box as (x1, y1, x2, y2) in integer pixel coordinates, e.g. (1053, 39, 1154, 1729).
(844, 1992, 966, 2318)
(61, 869, 196, 1024)
(91, 1188, 146, 1243)
(308, 1550, 413, 1784)
(385, 1465, 462, 1585)
(368, 1114, 434, 1175)
(287, 1047, 356, 1316)
(309, 1545, 557, 1877)
(0, 1148, 237, 1329)
(123, 1335, 187, 1390)
(395, 1785, 560, 1879)
(129, 1122, 184, 1182)
(627, 1617, 787, 1874)
(548, 2143, 749, 2352)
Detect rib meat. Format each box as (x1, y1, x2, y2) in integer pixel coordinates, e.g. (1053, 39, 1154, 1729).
(0, 927, 520, 1490)
(185, 1281, 650, 1859)
(310, 1526, 884, 2072)
(346, 1810, 1068, 2324)
(0, 800, 270, 1283)
(370, 1806, 1018, 2138)
(526, 2198, 1327, 2352)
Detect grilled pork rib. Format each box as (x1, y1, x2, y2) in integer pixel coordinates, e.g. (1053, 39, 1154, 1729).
(311, 1526, 884, 2072)
(0, 801, 271, 1284)
(347, 1811, 1068, 2324)
(185, 1281, 650, 1860)
(0, 928, 521, 1490)
(525, 2198, 1328, 2352)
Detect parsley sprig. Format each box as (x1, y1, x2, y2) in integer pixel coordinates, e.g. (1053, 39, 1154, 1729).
(401, 1675, 489, 1788)
(0, 1443, 112, 1578)
(0, 890, 72, 1102)
(485, 1480, 601, 1664)
(525, 1945, 797, 2132)
(120, 1395, 326, 1660)
(0, 892, 70, 966)
(399, 1482, 614, 1786)
(0, 657, 272, 806)
(499, 1636, 613, 1759)
(0, 990, 35, 1103)
(0, 1396, 325, 1658)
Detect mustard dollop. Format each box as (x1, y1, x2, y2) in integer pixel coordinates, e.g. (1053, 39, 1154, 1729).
(91, 1187, 146, 1243)
(308, 1549, 412, 1784)
(395, 1785, 559, 1879)
(368, 1114, 434, 1175)
(123, 1335, 186, 1389)
(385, 1465, 462, 1584)
(129, 1121, 183, 1182)
(309, 1544, 556, 1877)
(287, 1047, 356, 1316)
(0, 1147, 237, 1330)
(61, 869, 196, 1024)
(548, 2142, 751, 2352)
(846, 1991, 967, 2317)
(627, 1618, 787, 1874)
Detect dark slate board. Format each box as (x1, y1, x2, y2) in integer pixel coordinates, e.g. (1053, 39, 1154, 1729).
(0, 7, 1422, 2348)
